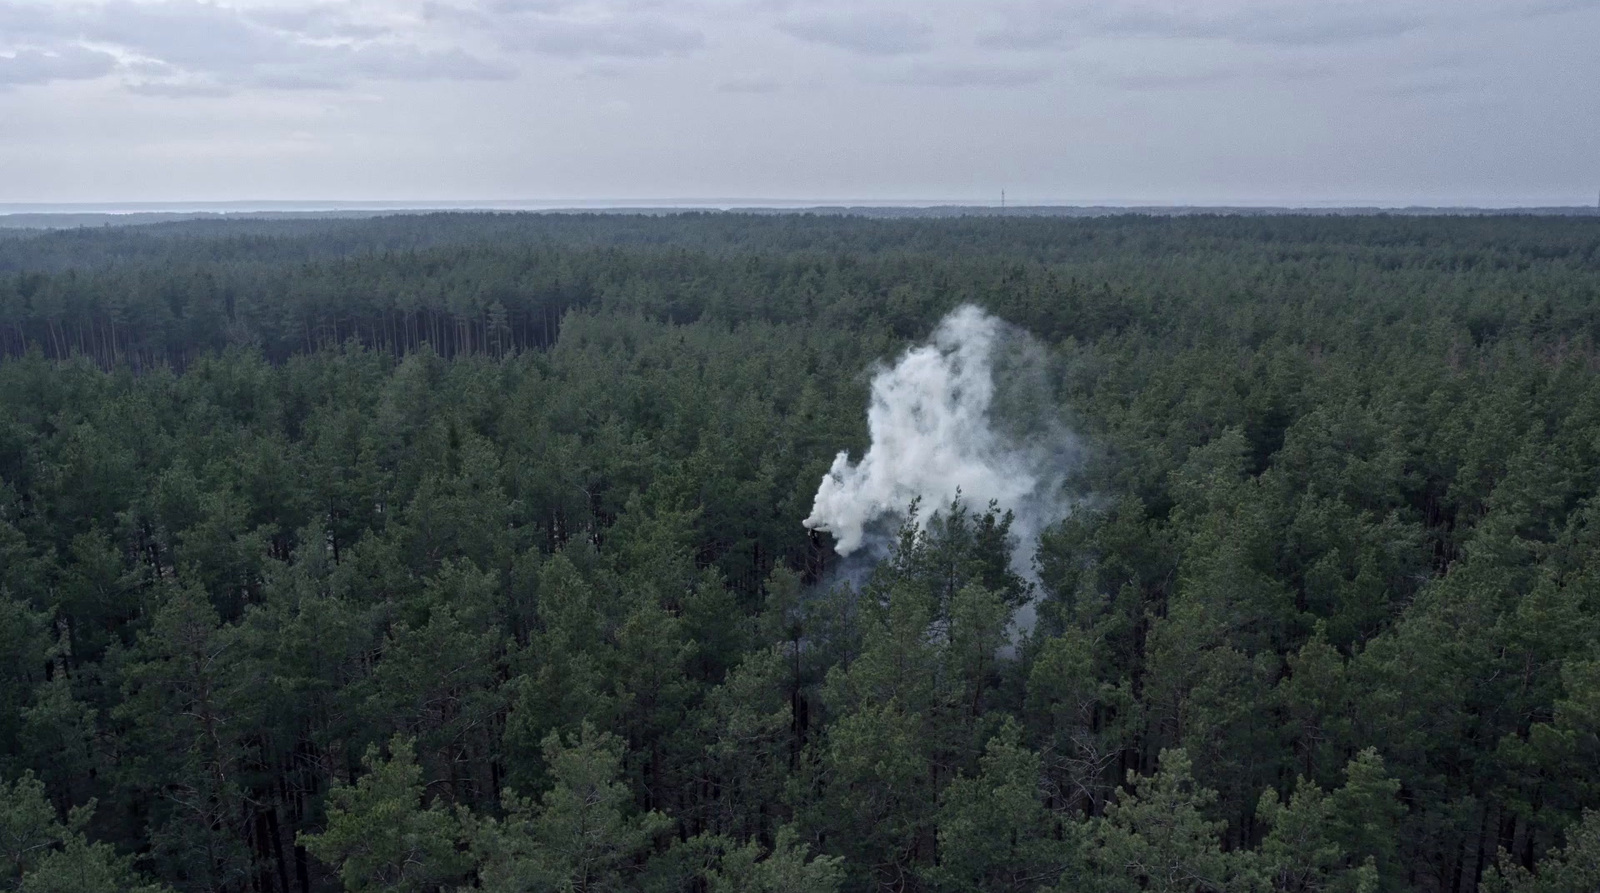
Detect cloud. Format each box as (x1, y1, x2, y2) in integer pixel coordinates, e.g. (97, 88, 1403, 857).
(507, 15, 706, 57)
(431, 0, 707, 59)
(88, 1, 324, 69)
(1380, 71, 1490, 98)
(1201, 7, 1423, 46)
(978, 0, 1600, 54)
(777, 9, 932, 55)
(488, 0, 586, 12)
(974, 0, 1456, 51)
(244, 5, 392, 41)
(0, 2, 87, 43)
(122, 79, 235, 98)
(0, 0, 515, 95)
(0, 47, 118, 87)
(344, 45, 516, 80)
(1518, 0, 1600, 16)
(882, 62, 1053, 88)
(718, 75, 784, 93)
(1091, 66, 1236, 90)
(976, 25, 1075, 51)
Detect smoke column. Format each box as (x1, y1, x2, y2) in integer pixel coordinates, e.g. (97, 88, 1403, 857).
(803, 305, 1079, 592)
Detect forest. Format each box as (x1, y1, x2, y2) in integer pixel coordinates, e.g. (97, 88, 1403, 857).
(1, 211, 1599, 893)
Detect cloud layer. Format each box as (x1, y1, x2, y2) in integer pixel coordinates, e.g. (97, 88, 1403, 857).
(0, 0, 517, 94)
(2, 0, 1586, 95)
(0, 0, 1594, 205)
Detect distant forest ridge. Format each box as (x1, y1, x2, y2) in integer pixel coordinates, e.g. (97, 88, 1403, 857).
(3, 203, 1599, 229)
(1, 211, 1598, 372)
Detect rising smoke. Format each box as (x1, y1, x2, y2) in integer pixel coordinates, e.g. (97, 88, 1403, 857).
(803, 305, 1080, 590)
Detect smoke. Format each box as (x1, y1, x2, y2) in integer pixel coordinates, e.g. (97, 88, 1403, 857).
(803, 304, 1080, 598)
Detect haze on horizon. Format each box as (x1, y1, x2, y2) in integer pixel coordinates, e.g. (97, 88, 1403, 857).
(1, 0, 1596, 208)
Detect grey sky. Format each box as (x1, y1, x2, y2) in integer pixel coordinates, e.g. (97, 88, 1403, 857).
(0, 0, 1595, 205)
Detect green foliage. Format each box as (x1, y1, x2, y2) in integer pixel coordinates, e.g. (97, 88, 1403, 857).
(0, 213, 1598, 892)
(0, 772, 170, 893)
(927, 719, 1080, 892)
(1, 773, 68, 883)
(467, 722, 668, 893)
(1255, 749, 1401, 893)
(1081, 749, 1249, 893)
(299, 736, 469, 893)
(16, 838, 172, 893)
(696, 827, 843, 893)
(1483, 810, 1600, 893)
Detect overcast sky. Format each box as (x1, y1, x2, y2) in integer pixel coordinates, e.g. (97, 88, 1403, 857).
(0, 0, 1596, 206)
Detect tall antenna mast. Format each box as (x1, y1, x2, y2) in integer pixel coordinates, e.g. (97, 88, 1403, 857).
(1001, 189, 1006, 211)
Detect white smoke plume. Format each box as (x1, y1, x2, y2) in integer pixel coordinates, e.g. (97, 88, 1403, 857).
(803, 304, 1079, 583)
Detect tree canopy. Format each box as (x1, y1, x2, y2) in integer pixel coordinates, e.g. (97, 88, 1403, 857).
(1, 211, 1598, 891)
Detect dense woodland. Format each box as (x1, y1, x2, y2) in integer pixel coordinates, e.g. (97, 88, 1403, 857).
(1, 212, 1599, 893)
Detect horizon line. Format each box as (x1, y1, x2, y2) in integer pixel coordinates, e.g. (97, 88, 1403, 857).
(4, 197, 1599, 215)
